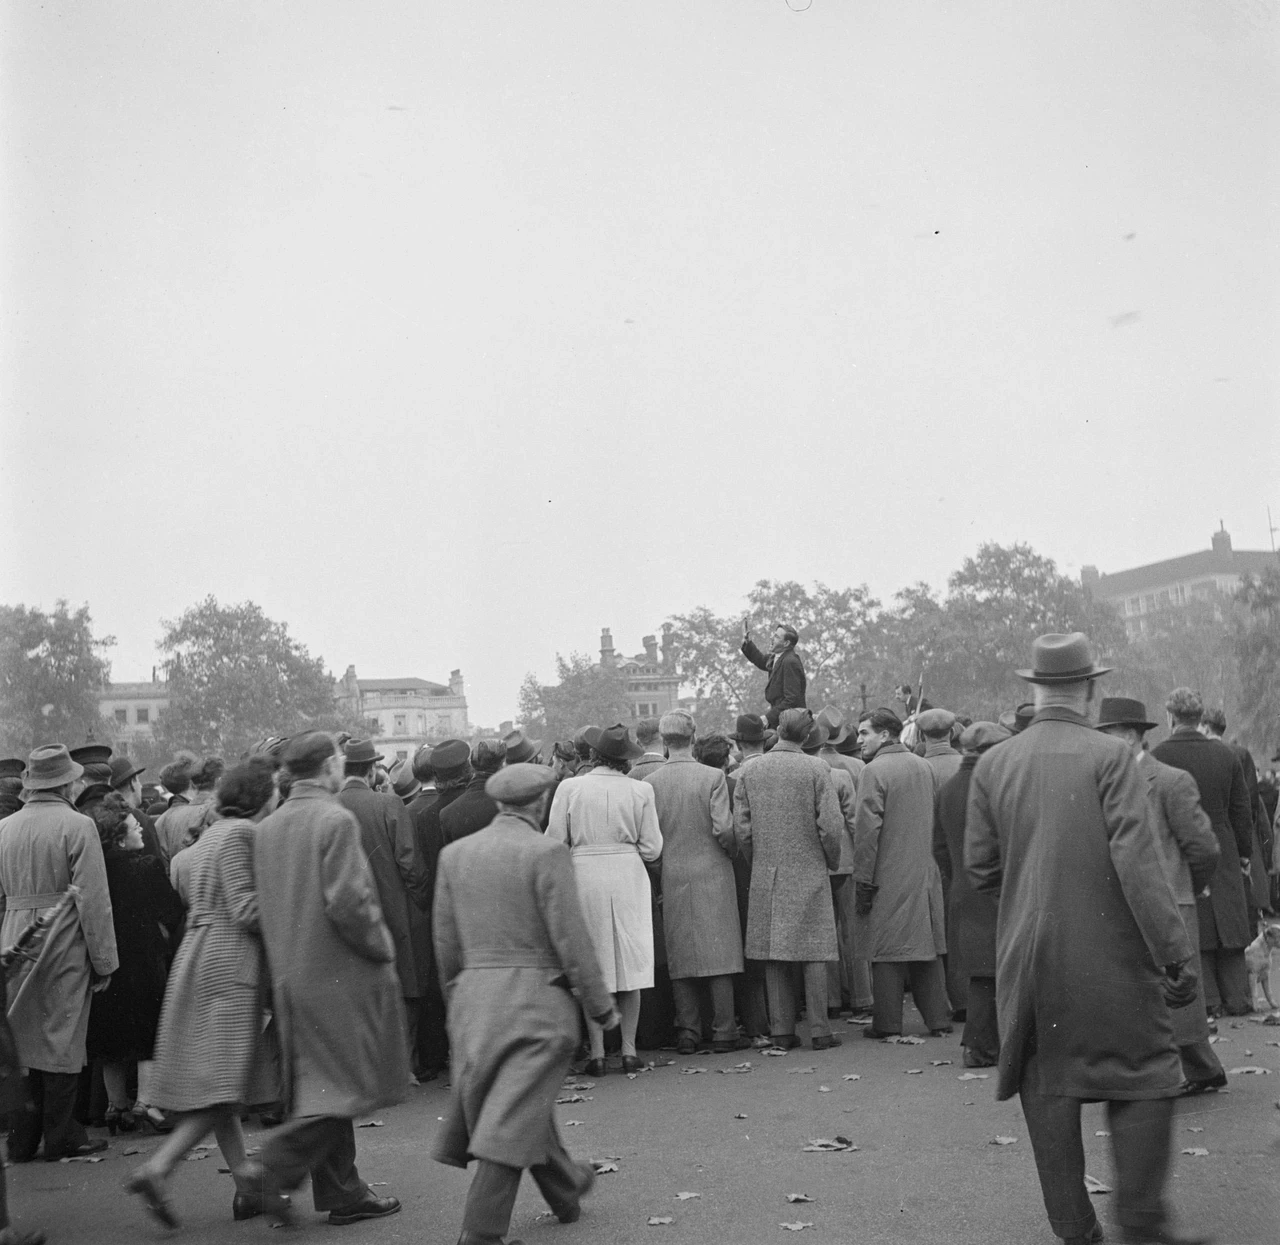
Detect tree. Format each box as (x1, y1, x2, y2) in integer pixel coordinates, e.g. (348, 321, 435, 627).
(0, 602, 115, 754)
(154, 597, 361, 757)
(517, 653, 634, 743)
(1232, 567, 1280, 757)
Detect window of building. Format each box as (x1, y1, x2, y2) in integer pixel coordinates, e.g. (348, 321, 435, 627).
(136, 708, 150, 724)
(394, 714, 407, 734)
(1157, 590, 1170, 607)
(396, 750, 408, 761)
(1127, 598, 1139, 615)
(115, 709, 128, 724)
(1143, 595, 1155, 611)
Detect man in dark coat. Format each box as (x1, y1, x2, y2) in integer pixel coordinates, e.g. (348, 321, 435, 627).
(434, 764, 617, 1245)
(1151, 688, 1254, 1016)
(740, 621, 806, 728)
(967, 635, 1201, 1245)
(934, 720, 1010, 1067)
(439, 739, 506, 845)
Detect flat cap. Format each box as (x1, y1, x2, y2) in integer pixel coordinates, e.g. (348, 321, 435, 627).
(485, 762, 557, 806)
(960, 721, 1012, 753)
(916, 708, 956, 737)
(430, 739, 471, 777)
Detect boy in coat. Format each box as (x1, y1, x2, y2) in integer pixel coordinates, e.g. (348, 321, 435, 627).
(434, 764, 617, 1245)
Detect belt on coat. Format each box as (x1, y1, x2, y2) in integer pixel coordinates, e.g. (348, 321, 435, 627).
(186, 909, 216, 929)
(3, 893, 65, 910)
(569, 843, 639, 857)
(461, 949, 565, 969)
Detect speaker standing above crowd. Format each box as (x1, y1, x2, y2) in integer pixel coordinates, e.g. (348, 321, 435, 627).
(0, 627, 1276, 1245)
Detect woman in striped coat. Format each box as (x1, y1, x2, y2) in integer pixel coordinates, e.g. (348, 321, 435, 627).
(124, 757, 281, 1229)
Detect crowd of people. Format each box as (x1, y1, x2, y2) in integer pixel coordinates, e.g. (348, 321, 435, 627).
(0, 625, 1276, 1245)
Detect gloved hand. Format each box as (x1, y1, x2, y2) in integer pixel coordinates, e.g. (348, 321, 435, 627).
(1162, 958, 1199, 1010)
(855, 883, 878, 917)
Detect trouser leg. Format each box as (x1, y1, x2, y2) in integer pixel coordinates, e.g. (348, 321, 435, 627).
(670, 977, 702, 1045)
(261, 1116, 367, 1211)
(460, 1158, 522, 1244)
(1107, 1097, 1174, 1233)
(1216, 948, 1250, 1014)
(908, 958, 953, 1030)
(802, 963, 831, 1040)
(7, 1070, 42, 1162)
(963, 976, 999, 1061)
(764, 962, 797, 1037)
(41, 1071, 88, 1156)
(529, 1118, 588, 1217)
(404, 997, 421, 1074)
(871, 961, 907, 1034)
(1018, 1061, 1095, 1240)
(850, 958, 873, 1010)
(419, 972, 450, 1074)
(708, 976, 736, 1043)
(1178, 1038, 1224, 1083)
(1198, 950, 1221, 1011)
(736, 961, 769, 1037)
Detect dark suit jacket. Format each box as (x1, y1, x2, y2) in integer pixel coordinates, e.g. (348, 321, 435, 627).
(1150, 728, 1252, 949)
(740, 638, 806, 727)
(936, 754, 997, 976)
(438, 775, 499, 845)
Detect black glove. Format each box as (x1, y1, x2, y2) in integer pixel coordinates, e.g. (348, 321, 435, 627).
(855, 882, 877, 917)
(1162, 959, 1198, 1010)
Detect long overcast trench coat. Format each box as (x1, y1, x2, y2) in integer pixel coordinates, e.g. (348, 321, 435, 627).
(936, 754, 996, 976)
(255, 782, 410, 1118)
(643, 755, 742, 979)
(734, 742, 843, 962)
(0, 793, 118, 1073)
(966, 708, 1191, 1102)
(433, 810, 613, 1170)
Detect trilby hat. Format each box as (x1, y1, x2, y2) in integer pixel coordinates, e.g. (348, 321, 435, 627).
(109, 756, 146, 789)
(730, 714, 766, 743)
(485, 762, 558, 806)
(816, 706, 853, 748)
(1095, 697, 1158, 732)
(390, 760, 420, 799)
(501, 729, 542, 765)
(584, 723, 644, 762)
(343, 738, 383, 766)
(69, 744, 113, 766)
(801, 719, 829, 754)
(1016, 633, 1112, 684)
(24, 744, 83, 790)
(960, 721, 1012, 753)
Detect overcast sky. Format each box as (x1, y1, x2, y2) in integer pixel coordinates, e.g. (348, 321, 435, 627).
(2, 1, 1277, 727)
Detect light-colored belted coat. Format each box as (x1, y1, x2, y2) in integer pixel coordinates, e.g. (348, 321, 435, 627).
(734, 741, 843, 962)
(434, 809, 613, 1170)
(643, 754, 741, 979)
(255, 781, 410, 1118)
(0, 793, 118, 1073)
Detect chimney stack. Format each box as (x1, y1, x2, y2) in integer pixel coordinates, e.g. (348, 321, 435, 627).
(642, 634, 658, 663)
(449, 669, 465, 697)
(600, 628, 616, 667)
(1211, 524, 1232, 554)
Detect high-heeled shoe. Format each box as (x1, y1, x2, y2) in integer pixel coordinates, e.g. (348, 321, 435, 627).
(124, 1168, 179, 1229)
(131, 1104, 174, 1134)
(105, 1105, 137, 1136)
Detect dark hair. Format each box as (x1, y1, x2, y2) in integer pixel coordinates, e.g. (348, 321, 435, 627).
(193, 757, 225, 790)
(634, 718, 660, 746)
(435, 763, 473, 793)
(216, 756, 277, 821)
(867, 708, 904, 737)
(775, 624, 799, 647)
(588, 748, 630, 774)
(159, 760, 193, 794)
(1201, 707, 1227, 735)
(0, 777, 24, 798)
(471, 739, 507, 775)
(694, 733, 732, 770)
(411, 745, 435, 783)
(283, 731, 336, 780)
(344, 759, 376, 779)
(89, 792, 131, 850)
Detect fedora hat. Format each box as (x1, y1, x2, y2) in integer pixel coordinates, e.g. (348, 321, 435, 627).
(109, 756, 146, 789)
(816, 706, 852, 748)
(0, 758, 26, 780)
(501, 729, 542, 765)
(1095, 697, 1157, 732)
(343, 738, 382, 766)
(69, 744, 112, 766)
(583, 723, 644, 762)
(730, 714, 766, 743)
(390, 760, 420, 799)
(801, 719, 829, 754)
(24, 744, 83, 790)
(430, 739, 471, 780)
(1017, 633, 1112, 685)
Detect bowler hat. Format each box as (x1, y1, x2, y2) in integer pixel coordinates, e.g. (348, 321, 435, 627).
(960, 721, 1012, 753)
(916, 708, 956, 737)
(0, 759, 25, 780)
(69, 744, 112, 766)
(501, 729, 542, 765)
(1016, 633, 1112, 685)
(485, 763, 558, 806)
(730, 714, 766, 743)
(343, 738, 382, 766)
(430, 739, 471, 779)
(1095, 697, 1158, 732)
(109, 756, 146, 789)
(24, 744, 83, 790)
(390, 760, 420, 799)
(583, 723, 644, 762)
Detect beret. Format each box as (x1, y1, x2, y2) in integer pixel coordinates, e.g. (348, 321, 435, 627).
(430, 739, 471, 775)
(916, 708, 956, 736)
(960, 721, 1012, 753)
(485, 762, 557, 806)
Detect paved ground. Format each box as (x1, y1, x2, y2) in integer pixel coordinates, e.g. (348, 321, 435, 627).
(8, 1010, 1279, 1245)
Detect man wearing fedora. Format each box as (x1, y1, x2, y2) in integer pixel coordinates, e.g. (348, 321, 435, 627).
(440, 740, 507, 845)
(740, 620, 807, 729)
(500, 729, 542, 767)
(1096, 697, 1223, 1094)
(0, 744, 118, 1161)
(336, 739, 430, 1073)
(726, 714, 771, 1042)
(967, 634, 1203, 1245)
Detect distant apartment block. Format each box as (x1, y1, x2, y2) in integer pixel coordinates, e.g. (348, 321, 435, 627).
(598, 627, 682, 720)
(336, 666, 470, 765)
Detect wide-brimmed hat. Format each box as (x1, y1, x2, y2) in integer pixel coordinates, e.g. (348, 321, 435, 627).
(486, 763, 558, 806)
(501, 729, 542, 765)
(1016, 633, 1112, 685)
(109, 756, 146, 789)
(24, 744, 83, 790)
(730, 714, 766, 743)
(1095, 697, 1158, 732)
(584, 723, 644, 762)
(0, 758, 26, 780)
(69, 744, 112, 766)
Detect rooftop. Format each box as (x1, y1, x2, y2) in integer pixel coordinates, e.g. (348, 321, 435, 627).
(357, 677, 450, 694)
(100, 682, 169, 698)
(1090, 546, 1277, 598)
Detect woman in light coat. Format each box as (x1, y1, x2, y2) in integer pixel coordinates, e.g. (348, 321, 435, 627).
(546, 724, 662, 1075)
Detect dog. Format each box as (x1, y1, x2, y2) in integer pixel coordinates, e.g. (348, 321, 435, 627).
(1244, 922, 1280, 1013)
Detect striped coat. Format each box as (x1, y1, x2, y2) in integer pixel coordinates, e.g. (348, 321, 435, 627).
(150, 818, 278, 1111)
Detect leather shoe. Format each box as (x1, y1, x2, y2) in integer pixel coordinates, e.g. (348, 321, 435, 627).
(45, 1138, 107, 1162)
(621, 1055, 645, 1073)
(812, 1034, 843, 1050)
(583, 1058, 607, 1078)
(123, 1168, 179, 1229)
(862, 1027, 900, 1040)
(328, 1192, 401, 1225)
(1180, 1071, 1227, 1095)
(233, 1190, 291, 1221)
(929, 1025, 954, 1036)
(555, 1160, 596, 1223)
(709, 1036, 752, 1054)
(963, 1048, 997, 1068)
(766, 1034, 802, 1050)
(1063, 1221, 1103, 1244)
(675, 1038, 698, 1055)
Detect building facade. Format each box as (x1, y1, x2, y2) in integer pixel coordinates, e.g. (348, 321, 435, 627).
(336, 666, 470, 765)
(599, 627, 682, 720)
(98, 679, 169, 753)
(1082, 526, 1278, 637)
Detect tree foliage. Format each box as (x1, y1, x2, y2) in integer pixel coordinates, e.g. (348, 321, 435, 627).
(155, 597, 360, 757)
(517, 653, 634, 743)
(1232, 567, 1280, 757)
(0, 602, 115, 754)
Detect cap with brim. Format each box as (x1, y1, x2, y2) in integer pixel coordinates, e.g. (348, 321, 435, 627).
(485, 762, 558, 806)
(1095, 697, 1158, 732)
(1016, 633, 1112, 684)
(584, 723, 644, 762)
(24, 745, 84, 790)
(69, 744, 113, 766)
(730, 714, 766, 743)
(960, 721, 1012, 753)
(109, 756, 146, 788)
(916, 708, 956, 737)
(0, 759, 26, 780)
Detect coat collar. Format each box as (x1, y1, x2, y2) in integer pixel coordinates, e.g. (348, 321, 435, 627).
(23, 791, 71, 806)
(770, 740, 803, 754)
(923, 740, 958, 758)
(662, 753, 697, 766)
(287, 780, 334, 802)
(1169, 725, 1210, 743)
(491, 808, 543, 834)
(1029, 706, 1092, 727)
(867, 741, 908, 761)
(340, 776, 370, 792)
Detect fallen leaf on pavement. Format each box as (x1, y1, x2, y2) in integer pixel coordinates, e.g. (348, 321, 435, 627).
(627, 1073, 639, 1080)
(764, 1047, 790, 1057)
(59, 1156, 104, 1164)
(356, 1120, 384, 1128)
(785, 1194, 814, 1203)
(846, 1016, 872, 1025)
(734, 1112, 748, 1119)
(787, 1066, 818, 1075)
(818, 1085, 831, 1092)
(802, 1137, 857, 1152)
(674, 1192, 700, 1201)
(557, 1094, 591, 1102)
(122, 1147, 141, 1156)
(931, 1060, 953, 1066)
(564, 1081, 596, 1090)
(1227, 1066, 1270, 1075)
(564, 1120, 584, 1127)
(185, 1153, 208, 1161)
(842, 1073, 860, 1081)
(680, 1067, 706, 1075)
(1181, 1148, 1209, 1157)
(1084, 1174, 1112, 1195)
(904, 1069, 923, 1075)
(719, 1063, 753, 1075)
(1095, 1131, 1110, 1137)
(780, 1221, 815, 1231)
(592, 1160, 620, 1174)
(1185, 1127, 1203, 1133)
(957, 1073, 988, 1081)
(991, 1136, 1017, 1146)
(882, 1035, 926, 1045)
(648, 1215, 674, 1225)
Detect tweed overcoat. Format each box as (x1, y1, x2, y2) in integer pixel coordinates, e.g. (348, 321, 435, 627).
(936, 754, 995, 975)
(922, 741, 963, 797)
(336, 778, 430, 998)
(255, 782, 410, 1118)
(643, 755, 741, 979)
(0, 792, 118, 1073)
(1151, 728, 1252, 950)
(966, 707, 1191, 1102)
(734, 742, 843, 961)
(433, 811, 613, 1170)
(151, 817, 280, 1111)
(740, 639, 806, 726)
(822, 762, 857, 874)
(852, 743, 947, 963)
